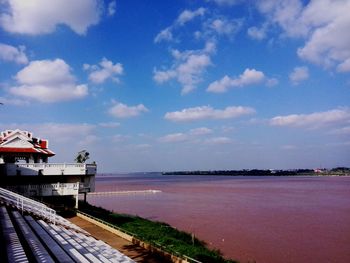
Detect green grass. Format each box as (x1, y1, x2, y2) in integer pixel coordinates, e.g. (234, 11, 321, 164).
(78, 201, 238, 263)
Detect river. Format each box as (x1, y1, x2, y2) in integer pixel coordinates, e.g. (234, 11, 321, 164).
(86, 174, 350, 263)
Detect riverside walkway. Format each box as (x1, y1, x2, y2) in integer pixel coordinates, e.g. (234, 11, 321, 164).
(69, 216, 169, 263)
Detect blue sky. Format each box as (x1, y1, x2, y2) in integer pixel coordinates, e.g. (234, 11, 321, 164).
(0, 0, 349, 172)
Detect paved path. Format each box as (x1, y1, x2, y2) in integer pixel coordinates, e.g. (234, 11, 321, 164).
(68, 216, 170, 263)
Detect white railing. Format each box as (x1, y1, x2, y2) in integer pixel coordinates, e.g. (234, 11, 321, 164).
(0, 187, 88, 234)
(1, 163, 97, 176)
(7, 183, 79, 189)
(6, 183, 80, 197)
(16, 163, 85, 168)
(0, 186, 56, 223)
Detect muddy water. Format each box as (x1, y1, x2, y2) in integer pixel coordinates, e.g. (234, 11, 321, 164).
(87, 175, 350, 263)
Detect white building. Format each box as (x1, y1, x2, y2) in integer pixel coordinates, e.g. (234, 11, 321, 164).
(0, 129, 96, 208)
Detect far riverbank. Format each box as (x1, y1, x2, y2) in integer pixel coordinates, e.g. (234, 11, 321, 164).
(162, 167, 350, 177)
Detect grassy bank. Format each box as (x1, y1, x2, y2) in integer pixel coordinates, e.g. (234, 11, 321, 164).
(78, 201, 237, 263)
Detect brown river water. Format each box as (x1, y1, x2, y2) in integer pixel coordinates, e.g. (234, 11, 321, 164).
(86, 174, 350, 263)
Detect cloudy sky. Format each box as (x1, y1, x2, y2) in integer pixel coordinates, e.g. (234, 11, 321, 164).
(0, 0, 349, 172)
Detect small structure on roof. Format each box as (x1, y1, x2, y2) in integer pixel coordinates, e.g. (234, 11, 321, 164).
(0, 129, 55, 164)
(0, 129, 96, 209)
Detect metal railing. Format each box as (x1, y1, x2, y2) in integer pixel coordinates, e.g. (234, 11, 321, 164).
(0, 186, 56, 223)
(6, 182, 79, 190)
(15, 163, 85, 168)
(0, 187, 88, 235)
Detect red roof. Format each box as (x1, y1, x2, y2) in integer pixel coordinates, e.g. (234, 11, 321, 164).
(0, 147, 54, 156)
(0, 129, 55, 157)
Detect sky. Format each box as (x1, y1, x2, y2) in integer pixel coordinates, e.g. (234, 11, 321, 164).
(0, 0, 349, 172)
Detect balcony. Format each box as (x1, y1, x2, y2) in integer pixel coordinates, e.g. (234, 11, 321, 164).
(6, 182, 80, 197)
(0, 163, 97, 176)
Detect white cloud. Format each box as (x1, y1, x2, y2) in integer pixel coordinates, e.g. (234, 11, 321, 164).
(282, 145, 298, 150)
(189, 127, 213, 135)
(154, 27, 173, 43)
(289, 66, 309, 84)
(107, 1, 116, 16)
(155, 6, 243, 44)
(0, 0, 102, 35)
(204, 137, 232, 144)
(159, 127, 213, 143)
(256, 0, 305, 37)
(0, 123, 96, 146)
(0, 122, 93, 137)
(270, 108, 350, 129)
(10, 59, 88, 103)
(153, 69, 177, 83)
(266, 78, 279, 87)
(206, 17, 243, 38)
(108, 102, 149, 118)
(247, 24, 268, 40)
(159, 133, 189, 143)
(207, 68, 266, 93)
(165, 105, 255, 122)
(84, 58, 123, 84)
(79, 134, 99, 146)
(154, 7, 206, 43)
(176, 54, 211, 94)
(111, 134, 129, 143)
(98, 122, 120, 128)
(297, 1, 350, 69)
(207, 76, 231, 93)
(256, 0, 350, 72)
(153, 11, 243, 95)
(175, 7, 206, 26)
(221, 126, 235, 133)
(329, 126, 350, 135)
(337, 58, 350, 73)
(154, 42, 214, 94)
(0, 43, 28, 64)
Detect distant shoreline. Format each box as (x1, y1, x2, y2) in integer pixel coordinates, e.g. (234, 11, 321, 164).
(162, 168, 350, 177)
(96, 169, 350, 177)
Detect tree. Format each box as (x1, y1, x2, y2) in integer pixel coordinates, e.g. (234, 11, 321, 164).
(75, 150, 90, 163)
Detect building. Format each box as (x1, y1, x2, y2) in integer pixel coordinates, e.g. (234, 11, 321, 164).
(0, 129, 96, 209)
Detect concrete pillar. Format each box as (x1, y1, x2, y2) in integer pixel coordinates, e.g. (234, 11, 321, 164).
(29, 154, 34, 163)
(75, 194, 79, 209)
(0, 155, 4, 164)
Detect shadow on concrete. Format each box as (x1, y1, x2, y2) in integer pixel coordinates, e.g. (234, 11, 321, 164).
(122, 243, 172, 263)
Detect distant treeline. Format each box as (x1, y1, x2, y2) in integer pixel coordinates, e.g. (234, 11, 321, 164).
(162, 167, 350, 176)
